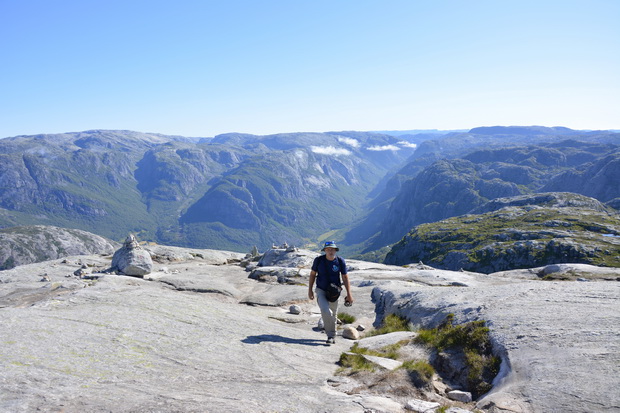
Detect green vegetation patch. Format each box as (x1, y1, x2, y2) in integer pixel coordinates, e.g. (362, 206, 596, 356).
(338, 353, 377, 373)
(337, 321, 435, 392)
(354, 245, 391, 263)
(387, 203, 620, 272)
(337, 312, 356, 324)
(414, 314, 500, 398)
(366, 314, 412, 337)
(337, 341, 407, 374)
(349, 342, 400, 360)
(400, 359, 435, 387)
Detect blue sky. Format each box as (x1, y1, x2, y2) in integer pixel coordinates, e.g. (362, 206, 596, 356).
(1, 0, 619, 138)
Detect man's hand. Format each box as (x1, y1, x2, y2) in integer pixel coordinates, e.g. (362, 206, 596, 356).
(308, 290, 314, 300)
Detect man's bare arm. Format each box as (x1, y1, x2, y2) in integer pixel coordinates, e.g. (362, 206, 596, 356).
(308, 270, 316, 300)
(342, 273, 353, 303)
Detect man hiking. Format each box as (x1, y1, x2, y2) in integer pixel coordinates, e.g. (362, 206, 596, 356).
(308, 241, 353, 344)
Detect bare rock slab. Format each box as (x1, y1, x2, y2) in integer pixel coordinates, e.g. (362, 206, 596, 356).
(0, 274, 365, 413)
(405, 398, 440, 412)
(145, 244, 244, 264)
(240, 284, 309, 307)
(355, 395, 405, 412)
(373, 279, 620, 413)
(257, 248, 317, 268)
(361, 354, 403, 371)
(357, 331, 417, 350)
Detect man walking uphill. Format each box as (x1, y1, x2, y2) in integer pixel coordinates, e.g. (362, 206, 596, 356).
(308, 241, 353, 345)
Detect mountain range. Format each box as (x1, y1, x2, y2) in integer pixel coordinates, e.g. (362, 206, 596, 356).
(1, 126, 619, 269)
(348, 138, 620, 256)
(0, 129, 417, 253)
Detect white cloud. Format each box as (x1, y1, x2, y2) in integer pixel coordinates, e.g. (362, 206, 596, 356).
(337, 137, 360, 148)
(310, 145, 352, 156)
(366, 144, 401, 152)
(397, 141, 417, 149)
(293, 149, 306, 159)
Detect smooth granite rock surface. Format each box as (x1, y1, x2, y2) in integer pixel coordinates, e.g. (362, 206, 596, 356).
(1, 249, 618, 413)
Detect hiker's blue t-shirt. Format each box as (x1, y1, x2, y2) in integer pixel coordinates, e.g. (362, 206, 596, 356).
(312, 255, 347, 291)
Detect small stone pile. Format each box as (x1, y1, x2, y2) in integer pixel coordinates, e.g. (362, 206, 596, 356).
(111, 234, 153, 276)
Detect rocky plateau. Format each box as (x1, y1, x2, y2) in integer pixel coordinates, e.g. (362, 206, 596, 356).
(1, 243, 618, 413)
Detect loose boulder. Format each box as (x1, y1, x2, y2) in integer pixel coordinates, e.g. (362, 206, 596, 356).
(342, 325, 360, 340)
(448, 390, 473, 403)
(111, 234, 153, 276)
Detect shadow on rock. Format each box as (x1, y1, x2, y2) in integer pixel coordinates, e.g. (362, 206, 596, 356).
(242, 334, 327, 347)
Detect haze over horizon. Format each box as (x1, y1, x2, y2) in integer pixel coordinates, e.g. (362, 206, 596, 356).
(1, 0, 619, 139)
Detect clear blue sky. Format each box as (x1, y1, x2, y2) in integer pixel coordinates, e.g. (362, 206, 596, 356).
(1, 0, 619, 138)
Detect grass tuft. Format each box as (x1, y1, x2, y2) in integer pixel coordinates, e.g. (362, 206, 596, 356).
(337, 352, 376, 373)
(338, 312, 356, 324)
(366, 313, 412, 337)
(338, 341, 409, 374)
(400, 359, 435, 387)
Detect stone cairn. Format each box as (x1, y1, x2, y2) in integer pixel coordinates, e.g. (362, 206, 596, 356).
(111, 234, 153, 276)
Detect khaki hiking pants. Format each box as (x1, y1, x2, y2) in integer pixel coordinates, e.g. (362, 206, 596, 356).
(316, 287, 339, 339)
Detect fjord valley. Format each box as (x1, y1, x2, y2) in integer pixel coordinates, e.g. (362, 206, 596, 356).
(1, 126, 619, 273)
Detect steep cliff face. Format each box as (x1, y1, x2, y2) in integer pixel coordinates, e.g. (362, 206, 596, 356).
(169, 132, 416, 250)
(178, 147, 386, 250)
(541, 153, 620, 202)
(384, 193, 620, 273)
(0, 131, 162, 239)
(382, 160, 502, 239)
(364, 158, 523, 251)
(133, 141, 252, 234)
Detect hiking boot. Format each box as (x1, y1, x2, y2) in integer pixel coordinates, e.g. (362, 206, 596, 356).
(326, 337, 335, 345)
